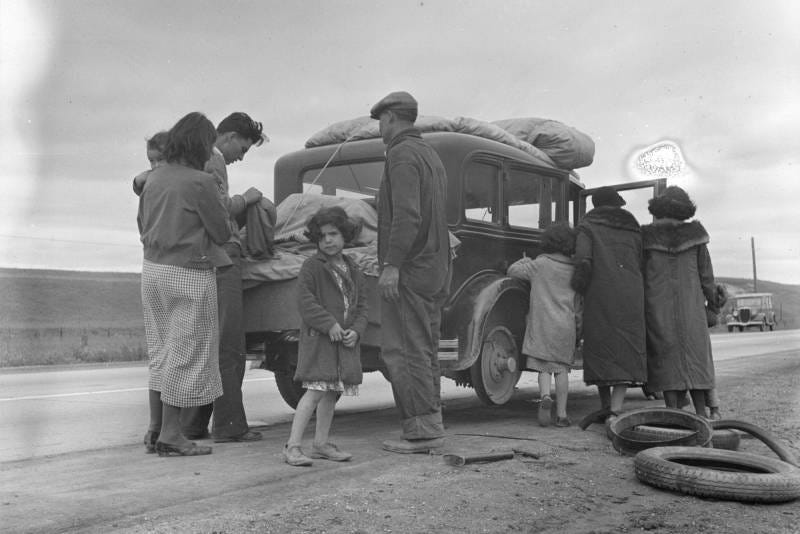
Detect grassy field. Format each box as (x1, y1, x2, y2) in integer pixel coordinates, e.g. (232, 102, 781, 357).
(0, 268, 797, 367)
(0, 268, 145, 366)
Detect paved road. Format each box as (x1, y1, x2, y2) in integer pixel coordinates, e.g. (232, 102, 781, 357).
(1, 329, 797, 463)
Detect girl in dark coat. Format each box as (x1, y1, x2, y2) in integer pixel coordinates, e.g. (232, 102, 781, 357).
(284, 207, 368, 466)
(641, 186, 719, 417)
(572, 187, 647, 415)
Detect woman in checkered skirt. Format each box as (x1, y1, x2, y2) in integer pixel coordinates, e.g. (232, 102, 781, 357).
(138, 112, 231, 456)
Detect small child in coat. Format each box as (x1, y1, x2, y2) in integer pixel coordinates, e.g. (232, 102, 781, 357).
(283, 206, 368, 466)
(507, 222, 580, 427)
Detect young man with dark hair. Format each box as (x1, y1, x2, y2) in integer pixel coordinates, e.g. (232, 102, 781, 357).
(181, 112, 268, 443)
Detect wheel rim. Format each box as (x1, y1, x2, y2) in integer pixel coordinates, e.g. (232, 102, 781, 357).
(477, 325, 521, 404)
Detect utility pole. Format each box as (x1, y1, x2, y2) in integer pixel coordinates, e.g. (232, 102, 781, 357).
(751, 236, 758, 292)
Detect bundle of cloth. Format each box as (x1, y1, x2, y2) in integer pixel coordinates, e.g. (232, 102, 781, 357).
(240, 192, 461, 288)
(240, 193, 380, 288)
(304, 115, 594, 170)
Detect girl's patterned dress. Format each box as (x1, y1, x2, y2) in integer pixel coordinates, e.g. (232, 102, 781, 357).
(302, 259, 359, 396)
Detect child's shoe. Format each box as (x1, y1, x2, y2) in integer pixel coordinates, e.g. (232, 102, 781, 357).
(311, 442, 352, 462)
(554, 416, 572, 428)
(538, 396, 553, 427)
(283, 444, 312, 466)
(708, 407, 722, 420)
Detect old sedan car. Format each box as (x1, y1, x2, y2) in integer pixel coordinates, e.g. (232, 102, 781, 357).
(725, 292, 777, 332)
(243, 125, 666, 408)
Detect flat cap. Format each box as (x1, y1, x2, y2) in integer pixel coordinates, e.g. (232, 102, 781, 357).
(592, 186, 626, 208)
(369, 91, 418, 120)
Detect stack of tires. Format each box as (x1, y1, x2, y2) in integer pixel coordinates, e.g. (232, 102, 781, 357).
(605, 408, 800, 503)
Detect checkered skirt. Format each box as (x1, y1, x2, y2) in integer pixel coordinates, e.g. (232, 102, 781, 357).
(142, 260, 223, 407)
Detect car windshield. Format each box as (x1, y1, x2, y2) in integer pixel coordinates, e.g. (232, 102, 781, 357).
(301, 161, 384, 199)
(735, 297, 763, 308)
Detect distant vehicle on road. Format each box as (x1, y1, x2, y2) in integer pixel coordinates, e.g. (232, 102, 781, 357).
(725, 292, 776, 332)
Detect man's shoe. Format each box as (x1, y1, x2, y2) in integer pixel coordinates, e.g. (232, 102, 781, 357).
(382, 437, 444, 454)
(214, 430, 263, 443)
(283, 444, 312, 466)
(311, 442, 352, 462)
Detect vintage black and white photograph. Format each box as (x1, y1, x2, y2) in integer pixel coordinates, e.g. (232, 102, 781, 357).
(1, 1, 799, 533)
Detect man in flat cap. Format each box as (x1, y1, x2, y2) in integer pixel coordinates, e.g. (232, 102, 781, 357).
(371, 91, 451, 453)
(572, 186, 646, 421)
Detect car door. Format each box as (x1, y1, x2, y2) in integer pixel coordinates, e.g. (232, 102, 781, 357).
(577, 179, 668, 223)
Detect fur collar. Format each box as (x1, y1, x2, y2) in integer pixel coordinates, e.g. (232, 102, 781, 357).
(641, 220, 709, 253)
(581, 206, 640, 232)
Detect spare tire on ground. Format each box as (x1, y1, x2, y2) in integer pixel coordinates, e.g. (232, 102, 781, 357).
(619, 423, 740, 450)
(634, 446, 800, 503)
(607, 408, 713, 456)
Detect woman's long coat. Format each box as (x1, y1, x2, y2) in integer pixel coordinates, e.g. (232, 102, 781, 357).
(641, 220, 716, 391)
(294, 252, 368, 385)
(573, 206, 646, 385)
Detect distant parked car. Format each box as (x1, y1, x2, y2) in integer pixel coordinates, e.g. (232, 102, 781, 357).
(725, 292, 776, 332)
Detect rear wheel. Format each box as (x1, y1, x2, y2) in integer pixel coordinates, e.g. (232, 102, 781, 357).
(470, 323, 521, 405)
(738, 326, 744, 332)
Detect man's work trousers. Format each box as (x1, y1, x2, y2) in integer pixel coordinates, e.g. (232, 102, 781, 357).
(181, 245, 249, 439)
(380, 284, 446, 440)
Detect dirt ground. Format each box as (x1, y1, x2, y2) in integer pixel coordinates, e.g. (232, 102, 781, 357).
(3, 351, 799, 534)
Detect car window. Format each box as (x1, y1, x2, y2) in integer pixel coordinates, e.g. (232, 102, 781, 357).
(505, 166, 560, 229)
(301, 161, 384, 199)
(463, 160, 501, 223)
(735, 297, 763, 308)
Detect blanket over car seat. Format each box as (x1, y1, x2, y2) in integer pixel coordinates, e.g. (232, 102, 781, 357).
(240, 193, 460, 288)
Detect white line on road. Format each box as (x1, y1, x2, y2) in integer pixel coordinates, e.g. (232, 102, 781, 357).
(0, 376, 275, 402)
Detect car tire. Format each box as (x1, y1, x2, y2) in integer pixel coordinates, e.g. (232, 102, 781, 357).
(619, 424, 740, 450)
(607, 408, 713, 456)
(727, 326, 733, 333)
(634, 446, 800, 503)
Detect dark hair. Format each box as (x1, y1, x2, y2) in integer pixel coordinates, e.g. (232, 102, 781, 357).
(541, 222, 576, 256)
(163, 112, 217, 170)
(217, 112, 267, 146)
(146, 131, 169, 154)
(648, 187, 697, 220)
(304, 206, 360, 244)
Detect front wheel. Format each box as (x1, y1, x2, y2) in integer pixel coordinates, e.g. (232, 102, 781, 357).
(727, 326, 734, 333)
(470, 324, 522, 405)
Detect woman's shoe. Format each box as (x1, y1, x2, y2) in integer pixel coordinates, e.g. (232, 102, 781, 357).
(144, 430, 160, 454)
(155, 441, 212, 457)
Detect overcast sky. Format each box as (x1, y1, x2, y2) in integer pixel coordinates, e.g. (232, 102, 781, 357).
(1, 0, 798, 283)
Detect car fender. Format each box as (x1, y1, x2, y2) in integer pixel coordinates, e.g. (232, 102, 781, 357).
(442, 270, 529, 371)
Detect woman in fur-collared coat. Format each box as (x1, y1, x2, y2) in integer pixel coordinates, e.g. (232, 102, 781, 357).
(641, 186, 718, 417)
(572, 187, 647, 415)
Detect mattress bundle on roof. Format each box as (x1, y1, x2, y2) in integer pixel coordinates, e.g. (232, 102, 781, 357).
(304, 115, 594, 170)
